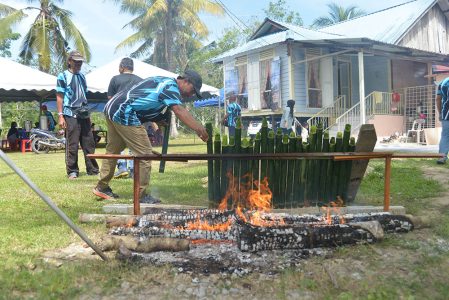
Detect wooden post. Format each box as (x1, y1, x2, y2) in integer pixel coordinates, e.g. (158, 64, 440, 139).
(133, 158, 141, 215)
(384, 155, 392, 212)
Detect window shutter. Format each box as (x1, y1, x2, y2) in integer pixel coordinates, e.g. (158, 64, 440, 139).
(259, 49, 274, 61)
(235, 55, 247, 66)
(306, 48, 322, 56)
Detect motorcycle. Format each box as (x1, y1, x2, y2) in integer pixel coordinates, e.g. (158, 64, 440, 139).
(29, 128, 66, 154)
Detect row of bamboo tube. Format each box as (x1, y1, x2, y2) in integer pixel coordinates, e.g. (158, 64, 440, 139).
(205, 118, 356, 209)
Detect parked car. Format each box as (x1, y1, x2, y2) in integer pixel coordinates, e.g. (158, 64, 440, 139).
(247, 120, 272, 138)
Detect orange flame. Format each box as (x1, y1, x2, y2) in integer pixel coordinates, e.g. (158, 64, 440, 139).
(321, 196, 345, 225)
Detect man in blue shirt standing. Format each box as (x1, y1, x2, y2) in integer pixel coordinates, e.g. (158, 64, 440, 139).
(93, 70, 209, 204)
(56, 50, 99, 179)
(436, 77, 449, 164)
(222, 94, 241, 137)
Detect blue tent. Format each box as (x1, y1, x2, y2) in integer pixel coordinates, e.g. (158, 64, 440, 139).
(193, 89, 224, 108)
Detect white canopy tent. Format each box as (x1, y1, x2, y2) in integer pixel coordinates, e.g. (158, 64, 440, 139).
(86, 58, 220, 96)
(0, 57, 57, 102)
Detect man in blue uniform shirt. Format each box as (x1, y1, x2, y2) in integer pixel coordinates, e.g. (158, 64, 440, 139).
(93, 70, 209, 204)
(56, 50, 99, 179)
(436, 77, 449, 164)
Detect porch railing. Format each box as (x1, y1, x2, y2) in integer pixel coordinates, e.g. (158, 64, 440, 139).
(306, 95, 348, 131)
(335, 91, 401, 133)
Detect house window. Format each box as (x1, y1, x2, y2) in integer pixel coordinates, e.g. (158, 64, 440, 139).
(236, 63, 248, 109)
(306, 52, 322, 108)
(260, 58, 273, 109)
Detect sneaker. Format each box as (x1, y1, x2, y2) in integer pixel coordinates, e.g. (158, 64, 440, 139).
(68, 172, 78, 179)
(114, 169, 129, 179)
(87, 171, 99, 176)
(436, 157, 447, 165)
(139, 194, 161, 204)
(93, 186, 120, 200)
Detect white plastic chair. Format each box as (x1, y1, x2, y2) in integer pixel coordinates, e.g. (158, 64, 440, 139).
(406, 119, 425, 144)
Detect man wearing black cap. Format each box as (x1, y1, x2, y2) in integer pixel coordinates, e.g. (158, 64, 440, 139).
(56, 50, 99, 179)
(93, 70, 209, 204)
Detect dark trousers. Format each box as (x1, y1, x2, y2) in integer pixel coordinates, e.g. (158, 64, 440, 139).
(64, 116, 99, 175)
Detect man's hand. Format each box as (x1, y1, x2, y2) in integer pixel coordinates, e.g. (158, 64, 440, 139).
(195, 126, 209, 142)
(58, 115, 66, 129)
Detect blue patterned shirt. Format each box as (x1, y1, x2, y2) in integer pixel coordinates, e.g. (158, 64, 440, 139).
(56, 70, 88, 117)
(226, 102, 241, 127)
(104, 76, 182, 126)
(438, 77, 449, 120)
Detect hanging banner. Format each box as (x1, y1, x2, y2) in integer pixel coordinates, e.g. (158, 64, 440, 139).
(225, 68, 238, 101)
(270, 58, 281, 110)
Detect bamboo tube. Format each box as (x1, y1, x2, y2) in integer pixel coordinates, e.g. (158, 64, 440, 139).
(234, 118, 242, 199)
(294, 136, 303, 205)
(319, 130, 330, 201)
(213, 133, 221, 204)
(301, 142, 310, 205)
(339, 124, 352, 202)
(227, 135, 235, 207)
(314, 123, 324, 202)
(221, 135, 229, 199)
(205, 123, 214, 203)
(346, 137, 357, 204)
(273, 128, 283, 207)
(326, 137, 336, 201)
(267, 130, 275, 208)
(241, 138, 251, 207)
(306, 125, 317, 202)
(332, 132, 343, 202)
(260, 117, 269, 180)
(286, 132, 296, 206)
(253, 132, 261, 184)
(278, 134, 289, 208)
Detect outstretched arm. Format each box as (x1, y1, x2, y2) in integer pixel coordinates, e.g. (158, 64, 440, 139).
(171, 105, 209, 142)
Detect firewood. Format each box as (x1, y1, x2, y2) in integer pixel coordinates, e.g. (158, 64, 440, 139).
(106, 216, 139, 228)
(78, 213, 137, 224)
(99, 236, 190, 253)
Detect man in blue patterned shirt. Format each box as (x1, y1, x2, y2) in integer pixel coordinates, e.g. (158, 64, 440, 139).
(222, 94, 241, 137)
(56, 50, 99, 179)
(436, 77, 449, 164)
(93, 70, 209, 203)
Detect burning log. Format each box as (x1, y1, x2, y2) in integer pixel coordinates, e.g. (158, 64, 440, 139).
(99, 236, 190, 252)
(111, 226, 239, 242)
(237, 221, 377, 252)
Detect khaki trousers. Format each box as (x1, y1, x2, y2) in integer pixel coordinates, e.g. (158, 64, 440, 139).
(97, 118, 152, 197)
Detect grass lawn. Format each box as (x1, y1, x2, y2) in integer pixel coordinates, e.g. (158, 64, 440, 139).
(0, 139, 448, 299)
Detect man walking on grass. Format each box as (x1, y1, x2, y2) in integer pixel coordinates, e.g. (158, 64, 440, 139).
(93, 70, 209, 204)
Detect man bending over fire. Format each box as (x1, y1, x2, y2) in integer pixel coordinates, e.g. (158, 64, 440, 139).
(93, 70, 209, 204)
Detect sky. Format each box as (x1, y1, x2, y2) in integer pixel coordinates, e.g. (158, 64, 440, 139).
(4, 0, 409, 69)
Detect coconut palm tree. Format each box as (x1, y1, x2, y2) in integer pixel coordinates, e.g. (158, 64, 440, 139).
(311, 3, 365, 28)
(0, 4, 25, 40)
(3, 0, 90, 73)
(111, 0, 224, 72)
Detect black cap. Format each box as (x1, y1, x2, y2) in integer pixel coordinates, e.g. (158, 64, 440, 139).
(119, 57, 134, 71)
(181, 69, 202, 98)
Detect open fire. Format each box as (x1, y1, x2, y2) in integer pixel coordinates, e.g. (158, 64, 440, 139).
(110, 174, 414, 253)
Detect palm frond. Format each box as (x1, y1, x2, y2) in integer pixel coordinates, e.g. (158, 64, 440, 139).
(115, 30, 149, 51)
(0, 10, 26, 39)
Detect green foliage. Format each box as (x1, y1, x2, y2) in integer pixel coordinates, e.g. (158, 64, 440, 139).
(311, 2, 365, 28)
(0, 102, 40, 136)
(263, 0, 303, 25)
(10, 1, 91, 73)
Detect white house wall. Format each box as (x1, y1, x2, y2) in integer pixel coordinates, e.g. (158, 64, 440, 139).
(292, 46, 307, 112)
(275, 44, 289, 109)
(247, 53, 260, 110)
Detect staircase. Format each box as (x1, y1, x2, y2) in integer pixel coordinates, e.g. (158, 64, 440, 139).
(307, 91, 400, 136)
(306, 95, 348, 131)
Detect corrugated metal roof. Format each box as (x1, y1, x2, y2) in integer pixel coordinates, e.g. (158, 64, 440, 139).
(213, 0, 442, 62)
(320, 0, 437, 44)
(212, 23, 340, 62)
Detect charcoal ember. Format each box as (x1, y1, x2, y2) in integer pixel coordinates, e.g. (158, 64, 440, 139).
(237, 221, 376, 252)
(111, 226, 239, 241)
(336, 213, 414, 233)
(139, 210, 236, 227)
